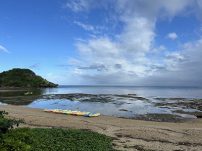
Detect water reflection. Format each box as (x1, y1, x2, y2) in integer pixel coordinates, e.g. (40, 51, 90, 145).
(0, 86, 202, 120)
(0, 88, 44, 105)
(27, 99, 169, 118)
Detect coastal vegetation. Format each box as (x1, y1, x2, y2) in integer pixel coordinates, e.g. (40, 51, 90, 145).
(0, 111, 115, 151)
(0, 68, 58, 88)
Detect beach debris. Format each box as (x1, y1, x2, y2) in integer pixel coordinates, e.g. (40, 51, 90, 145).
(24, 92, 33, 95)
(44, 109, 100, 117)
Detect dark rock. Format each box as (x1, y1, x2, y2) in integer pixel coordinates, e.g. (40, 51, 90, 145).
(134, 113, 185, 122)
(119, 109, 129, 112)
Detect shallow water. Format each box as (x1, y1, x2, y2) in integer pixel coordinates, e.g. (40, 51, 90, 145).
(0, 86, 202, 120)
(43, 86, 202, 98)
(27, 97, 170, 118)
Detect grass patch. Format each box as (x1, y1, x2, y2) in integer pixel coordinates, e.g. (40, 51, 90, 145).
(1, 128, 115, 151)
(0, 110, 115, 151)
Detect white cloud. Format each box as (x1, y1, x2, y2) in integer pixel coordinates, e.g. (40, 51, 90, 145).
(147, 39, 202, 86)
(65, 0, 92, 12)
(74, 21, 94, 31)
(167, 32, 178, 40)
(115, 0, 192, 20)
(152, 45, 166, 52)
(63, 0, 202, 85)
(0, 45, 8, 53)
(74, 21, 108, 35)
(76, 37, 119, 57)
(120, 17, 155, 55)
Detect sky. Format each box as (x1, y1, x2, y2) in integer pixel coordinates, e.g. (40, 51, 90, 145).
(0, 0, 202, 86)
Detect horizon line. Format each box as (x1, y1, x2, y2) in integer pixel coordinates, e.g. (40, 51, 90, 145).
(58, 85, 201, 88)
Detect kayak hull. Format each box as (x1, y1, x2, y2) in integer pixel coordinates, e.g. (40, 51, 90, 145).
(44, 109, 100, 117)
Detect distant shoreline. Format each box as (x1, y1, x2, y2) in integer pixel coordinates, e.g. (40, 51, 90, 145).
(59, 85, 202, 88)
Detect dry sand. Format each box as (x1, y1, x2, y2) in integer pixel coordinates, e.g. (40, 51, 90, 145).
(1, 104, 202, 151)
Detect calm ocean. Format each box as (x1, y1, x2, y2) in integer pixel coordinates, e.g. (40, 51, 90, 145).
(43, 85, 202, 98)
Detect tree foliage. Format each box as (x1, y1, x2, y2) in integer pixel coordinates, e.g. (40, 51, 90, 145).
(0, 68, 58, 88)
(0, 111, 21, 134)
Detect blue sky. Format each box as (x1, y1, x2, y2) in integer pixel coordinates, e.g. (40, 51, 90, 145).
(0, 0, 202, 86)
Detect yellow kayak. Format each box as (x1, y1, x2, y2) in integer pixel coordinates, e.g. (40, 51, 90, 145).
(44, 109, 100, 117)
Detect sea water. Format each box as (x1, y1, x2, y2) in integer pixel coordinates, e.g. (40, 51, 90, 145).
(1, 86, 202, 119)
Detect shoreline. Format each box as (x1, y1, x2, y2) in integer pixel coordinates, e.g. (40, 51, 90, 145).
(1, 104, 202, 151)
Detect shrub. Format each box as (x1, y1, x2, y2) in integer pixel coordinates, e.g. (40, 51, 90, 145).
(0, 111, 21, 134)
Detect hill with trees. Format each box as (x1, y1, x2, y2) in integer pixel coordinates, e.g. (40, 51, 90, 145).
(0, 68, 58, 88)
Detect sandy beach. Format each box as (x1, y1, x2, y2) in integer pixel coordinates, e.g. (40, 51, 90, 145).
(0, 104, 202, 151)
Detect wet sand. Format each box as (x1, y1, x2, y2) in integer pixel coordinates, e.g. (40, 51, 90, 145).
(1, 104, 202, 151)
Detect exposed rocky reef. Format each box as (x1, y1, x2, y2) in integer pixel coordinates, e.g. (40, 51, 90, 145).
(1, 91, 202, 122)
(41, 93, 148, 102)
(133, 114, 189, 122)
(154, 98, 202, 119)
(155, 98, 202, 111)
